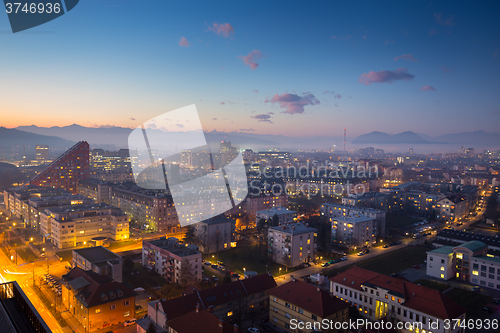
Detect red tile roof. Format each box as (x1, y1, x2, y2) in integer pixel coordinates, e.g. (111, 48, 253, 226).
(269, 280, 349, 318)
(330, 267, 467, 320)
(168, 307, 243, 333)
(61, 267, 135, 308)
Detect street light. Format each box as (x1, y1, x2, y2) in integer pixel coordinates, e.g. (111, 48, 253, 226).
(279, 267, 281, 275)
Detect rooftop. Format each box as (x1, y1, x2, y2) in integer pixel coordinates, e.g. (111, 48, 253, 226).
(322, 202, 384, 213)
(199, 216, 235, 225)
(145, 237, 200, 257)
(454, 240, 488, 253)
(167, 307, 243, 333)
(330, 215, 375, 223)
(436, 230, 500, 248)
(256, 207, 296, 216)
(427, 246, 454, 255)
(73, 246, 121, 264)
(269, 280, 349, 318)
(269, 222, 317, 235)
(330, 267, 467, 320)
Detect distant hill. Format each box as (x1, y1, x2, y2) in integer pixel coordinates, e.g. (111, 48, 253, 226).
(0, 127, 75, 151)
(433, 130, 500, 146)
(352, 131, 434, 144)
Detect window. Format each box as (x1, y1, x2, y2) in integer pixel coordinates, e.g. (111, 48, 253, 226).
(124, 300, 130, 306)
(440, 274, 444, 279)
(110, 304, 116, 310)
(124, 311, 130, 317)
(285, 313, 291, 319)
(285, 302, 290, 308)
(441, 259, 444, 264)
(227, 311, 233, 317)
(95, 308, 101, 314)
(312, 314, 317, 320)
(440, 267, 445, 271)
(274, 317, 278, 323)
(298, 308, 303, 314)
(430, 257, 433, 261)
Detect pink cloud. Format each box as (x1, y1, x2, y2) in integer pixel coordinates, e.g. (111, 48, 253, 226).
(359, 68, 415, 85)
(178, 37, 189, 47)
(384, 40, 395, 45)
(251, 114, 273, 123)
(239, 50, 263, 70)
(220, 102, 225, 105)
(434, 13, 455, 26)
(441, 66, 454, 74)
(206, 22, 234, 38)
(266, 93, 320, 114)
(419, 85, 436, 92)
(252, 90, 259, 93)
(334, 94, 342, 100)
(239, 128, 255, 132)
(394, 54, 418, 62)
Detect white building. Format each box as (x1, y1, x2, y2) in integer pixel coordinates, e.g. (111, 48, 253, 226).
(268, 222, 317, 268)
(331, 267, 467, 333)
(427, 241, 500, 291)
(40, 203, 129, 249)
(193, 217, 236, 254)
(321, 202, 386, 236)
(330, 215, 375, 249)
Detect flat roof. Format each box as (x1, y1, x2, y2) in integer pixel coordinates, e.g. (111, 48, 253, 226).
(256, 207, 296, 216)
(269, 222, 317, 235)
(428, 246, 454, 255)
(73, 246, 121, 263)
(330, 215, 375, 223)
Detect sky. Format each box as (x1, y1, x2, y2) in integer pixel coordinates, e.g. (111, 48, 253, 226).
(1, 0, 499, 138)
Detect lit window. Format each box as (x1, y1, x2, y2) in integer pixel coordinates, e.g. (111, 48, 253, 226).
(227, 311, 233, 317)
(95, 308, 101, 313)
(472, 270, 478, 276)
(440, 274, 444, 279)
(124, 311, 130, 317)
(440, 267, 444, 271)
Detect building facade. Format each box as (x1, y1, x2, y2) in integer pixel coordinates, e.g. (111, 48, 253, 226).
(321, 203, 386, 236)
(256, 206, 296, 225)
(193, 217, 236, 254)
(73, 246, 123, 283)
(268, 222, 317, 268)
(142, 237, 202, 285)
(330, 215, 375, 249)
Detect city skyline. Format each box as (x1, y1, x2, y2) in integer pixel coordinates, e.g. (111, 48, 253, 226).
(1, 1, 499, 137)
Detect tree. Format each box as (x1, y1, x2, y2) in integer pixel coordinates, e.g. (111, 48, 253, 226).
(271, 214, 279, 227)
(123, 257, 134, 271)
(257, 218, 267, 231)
(146, 322, 157, 333)
(178, 260, 195, 287)
(183, 225, 196, 245)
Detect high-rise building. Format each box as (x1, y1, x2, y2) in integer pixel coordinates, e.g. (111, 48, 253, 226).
(29, 141, 90, 193)
(35, 144, 49, 160)
(268, 222, 317, 267)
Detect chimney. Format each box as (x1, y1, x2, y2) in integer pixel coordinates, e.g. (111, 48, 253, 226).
(292, 226, 295, 230)
(219, 318, 224, 328)
(208, 305, 214, 313)
(317, 287, 320, 292)
(233, 324, 239, 333)
(196, 302, 201, 312)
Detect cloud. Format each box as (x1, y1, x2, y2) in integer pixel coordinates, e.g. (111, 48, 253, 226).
(239, 128, 255, 132)
(206, 22, 234, 38)
(419, 85, 436, 92)
(394, 54, 418, 62)
(239, 50, 263, 70)
(266, 93, 320, 114)
(251, 114, 273, 123)
(176, 123, 184, 128)
(147, 123, 157, 129)
(252, 90, 259, 93)
(434, 13, 455, 26)
(267, 112, 274, 115)
(220, 102, 225, 105)
(334, 94, 342, 100)
(359, 68, 415, 85)
(130, 117, 135, 121)
(212, 118, 218, 121)
(441, 66, 454, 74)
(488, 111, 500, 115)
(384, 40, 395, 45)
(178, 37, 189, 47)
(323, 90, 335, 95)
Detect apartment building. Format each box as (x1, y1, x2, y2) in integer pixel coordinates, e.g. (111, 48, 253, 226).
(331, 267, 467, 333)
(40, 203, 129, 249)
(193, 217, 236, 254)
(166, 306, 243, 333)
(227, 192, 289, 222)
(330, 215, 375, 249)
(321, 203, 386, 236)
(268, 222, 317, 268)
(269, 280, 349, 333)
(61, 268, 135, 332)
(78, 180, 180, 233)
(256, 206, 296, 225)
(73, 246, 123, 283)
(427, 240, 500, 291)
(142, 237, 202, 285)
(434, 229, 500, 251)
(436, 195, 468, 222)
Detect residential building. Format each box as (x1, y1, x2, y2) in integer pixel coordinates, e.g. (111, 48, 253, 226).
(330, 267, 467, 333)
(330, 215, 375, 249)
(427, 241, 500, 290)
(321, 203, 386, 236)
(73, 246, 123, 283)
(28, 141, 90, 193)
(227, 192, 289, 222)
(269, 279, 349, 333)
(142, 237, 202, 285)
(61, 267, 135, 332)
(89, 148, 130, 171)
(0, 281, 51, 333)
(256, 206, 296, 225)
(436, 195, 468, 222)
(141, 273, 277, 330)
(268, 222, 317, 268)
(40, 203, 129, 249)
(193, 217, 236, 254)
(434, 229, 500, 251)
